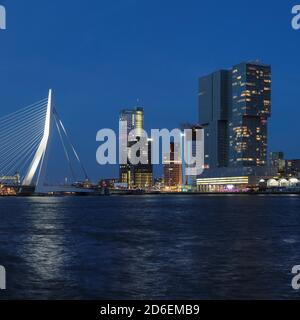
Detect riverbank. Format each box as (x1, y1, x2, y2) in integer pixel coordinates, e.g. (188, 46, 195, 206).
(110, 190, 300, 196)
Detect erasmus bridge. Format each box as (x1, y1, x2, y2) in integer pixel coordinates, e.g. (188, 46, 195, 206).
(0, 90, 92, 195)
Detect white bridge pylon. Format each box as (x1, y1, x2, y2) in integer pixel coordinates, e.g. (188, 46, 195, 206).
(22, 89, 53, 191)
(0, 89, 89, 194)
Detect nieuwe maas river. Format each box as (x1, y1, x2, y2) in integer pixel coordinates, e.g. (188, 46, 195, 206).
(0, 194, 300, 300)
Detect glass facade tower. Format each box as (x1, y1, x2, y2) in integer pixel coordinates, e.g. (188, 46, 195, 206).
(230, 62, 271, 167)
(198, 70, 232, 170)
(199, 61, 271, 171)
(119, 107, 153, 188)
(119, 107, 144, 187)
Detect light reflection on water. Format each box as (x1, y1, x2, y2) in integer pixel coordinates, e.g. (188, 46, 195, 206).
(0, 195, 300, 299)
(22, 198, 69, 282)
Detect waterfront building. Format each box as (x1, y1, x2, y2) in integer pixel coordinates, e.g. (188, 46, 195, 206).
(286, 159, 300, 177)
(197, 61, 272, 192)
(199, 61, 271, 170)
(196, 166, 277, 192)
(119, 106, 153, 189)
(269, 152, 286, 176)
(265, 177, 300, 189)
(119, 158, 133, 188)
(163, 142, 183, 190)
(132, 138, 153, 189)
(153, 177, 164, 190)
(119, 107, 144, 138)
(198, 70, 231, 169)
(119, 107, 145, 188)
(182, 124, 203, 188)
(98, 179, 119, 188)
(229, 62, 271, 167)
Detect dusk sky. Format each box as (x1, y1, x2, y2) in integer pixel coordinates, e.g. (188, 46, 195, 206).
(0, 0, 300, 181)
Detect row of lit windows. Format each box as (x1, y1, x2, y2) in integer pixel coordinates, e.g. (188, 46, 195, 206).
(197, 176, 249, 186)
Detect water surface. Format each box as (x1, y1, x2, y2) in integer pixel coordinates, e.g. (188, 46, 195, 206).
(0, 195, 300, 299)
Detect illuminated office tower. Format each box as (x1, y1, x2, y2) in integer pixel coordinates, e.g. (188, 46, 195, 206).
(199, 61, 271, 170)
(119, 107, 144, 187)
(119, 106, 152, 188)
(163, 142, 182, 189)
(229, 62, 271, 167)
(119, 107, 144, 139)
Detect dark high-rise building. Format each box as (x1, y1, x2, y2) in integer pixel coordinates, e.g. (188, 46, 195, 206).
(270, 152, 286, 176)
(163, 142, 182, 189)
(286, 159, 300, 177)
(199, 70, 231, 169)
(181, 124, 203, 187)
(270, 151, 284, 164)
(199, 61, 271, 171)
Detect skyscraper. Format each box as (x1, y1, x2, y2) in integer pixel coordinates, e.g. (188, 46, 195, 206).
(199, 61, 271, 170)
(133, 139, 153, 189)
(119, 106, 152, 188)
(286, 159, 300, 177)
(119, 107, 144, 140)
(199, 70, 232, 169)
(163, 142, 182, 189)
(119, 107, 144, 187)
(230, 62, 271, 167)
(270, 152, 286, 176)
(182, 124, 203, 187)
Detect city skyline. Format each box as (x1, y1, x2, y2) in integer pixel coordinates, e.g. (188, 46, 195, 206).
(1, 1, 300, 304)
(0, 59, 298, 183)
(0, 1, 300, 180)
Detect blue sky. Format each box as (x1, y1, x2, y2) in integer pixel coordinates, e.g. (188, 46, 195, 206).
(0, 0, 300, 181)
